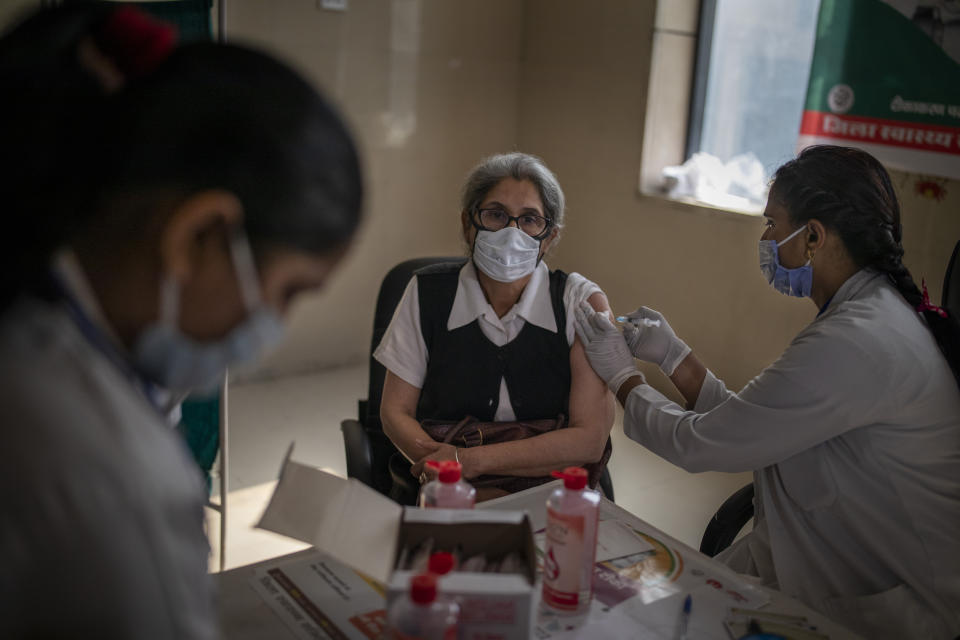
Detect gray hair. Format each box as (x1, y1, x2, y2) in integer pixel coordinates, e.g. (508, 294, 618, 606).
(461, 152, 565, 230)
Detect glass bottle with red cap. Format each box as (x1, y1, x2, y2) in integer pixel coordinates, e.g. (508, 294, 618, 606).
(419, 460, 476, 508)
(386, 573, 460, 640)
(541, 466, 600, 617)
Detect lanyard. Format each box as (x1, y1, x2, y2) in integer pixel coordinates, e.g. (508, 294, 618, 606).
(48, 271, 168, 416)
(816, 295, 835, 318)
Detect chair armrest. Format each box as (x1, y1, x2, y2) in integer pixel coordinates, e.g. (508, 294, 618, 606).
(699, 483, 755, 557)
(388, 452, 420, 506)
(340, 419, 375, 489)
(598, 467, 615, 502)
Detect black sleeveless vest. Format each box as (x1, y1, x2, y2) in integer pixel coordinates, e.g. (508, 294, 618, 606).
(415, 263, 571, 422)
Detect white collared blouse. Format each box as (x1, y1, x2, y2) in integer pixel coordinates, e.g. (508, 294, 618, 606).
(374, 260, 602, 421)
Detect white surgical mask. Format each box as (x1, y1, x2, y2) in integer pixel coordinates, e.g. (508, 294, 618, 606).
(472, 226, 542, 283)
(133, 231, 285, 395)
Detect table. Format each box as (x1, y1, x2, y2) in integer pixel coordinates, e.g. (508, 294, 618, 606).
(217, 482, 861, 639)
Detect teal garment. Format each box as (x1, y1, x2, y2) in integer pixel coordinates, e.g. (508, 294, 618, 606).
(177, 396, 220, 494)
(137, 0, 212, 42)
(89, 1, 213, 42)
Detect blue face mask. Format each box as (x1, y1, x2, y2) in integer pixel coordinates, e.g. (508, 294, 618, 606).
(758, 225, 813, 298)
(133, 231, 285, 395)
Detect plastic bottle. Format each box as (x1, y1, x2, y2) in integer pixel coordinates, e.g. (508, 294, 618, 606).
(386, 573, 459, 640)
(428, 551, 456, 576)
(418, 460, 476, 508)
(427, 552, 460, 615)
(541, 466, 600, 617)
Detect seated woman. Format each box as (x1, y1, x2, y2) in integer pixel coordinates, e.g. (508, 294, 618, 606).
(375, 152, 615, 501)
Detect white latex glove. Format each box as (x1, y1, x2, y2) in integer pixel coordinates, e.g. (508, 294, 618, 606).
(574, 302, 644, 394)
(617, 306, 691, 376)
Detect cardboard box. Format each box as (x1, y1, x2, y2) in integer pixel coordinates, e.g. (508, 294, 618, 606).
(388, 508, 537, 640)
(257, 446, 537, 640)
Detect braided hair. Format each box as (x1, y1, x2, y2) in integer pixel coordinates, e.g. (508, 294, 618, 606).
(770, 145, 960, 391)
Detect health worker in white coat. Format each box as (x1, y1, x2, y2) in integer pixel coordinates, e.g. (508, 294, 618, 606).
(574, 145, 960, 640)
(0, 6, 362, 638)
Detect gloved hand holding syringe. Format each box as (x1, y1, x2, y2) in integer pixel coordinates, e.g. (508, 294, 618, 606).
(616, 315, 662, 328)
(613, 307, 691, 376)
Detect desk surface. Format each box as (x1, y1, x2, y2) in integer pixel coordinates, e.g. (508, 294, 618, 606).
(217, 485, 861, 640)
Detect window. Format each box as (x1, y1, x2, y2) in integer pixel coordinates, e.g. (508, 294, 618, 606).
(688, 0, 821, 179)
(642, 0, 822, 212)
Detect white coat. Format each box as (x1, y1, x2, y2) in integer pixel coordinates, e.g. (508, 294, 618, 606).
(621, 269, 960, 639)
(0, 267, 215, 638)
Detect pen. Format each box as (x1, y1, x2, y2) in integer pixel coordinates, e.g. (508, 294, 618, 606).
(678, 593, 691, 640)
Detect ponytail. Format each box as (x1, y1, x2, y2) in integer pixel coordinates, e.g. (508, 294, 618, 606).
(0, 5, 176, 310)
(771, 145, 960, 392)
(0, 4, 362, 312)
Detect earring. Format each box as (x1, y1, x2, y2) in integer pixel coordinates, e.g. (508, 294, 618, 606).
(806, 247, 815, 261)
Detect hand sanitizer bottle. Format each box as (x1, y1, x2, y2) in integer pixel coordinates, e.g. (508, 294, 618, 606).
(419, 460, 476, 508)
(541, 467, 600, 617)
(387, 573, 459, 640)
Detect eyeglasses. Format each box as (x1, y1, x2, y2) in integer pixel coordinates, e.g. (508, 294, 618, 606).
(472, 208, 553, 239)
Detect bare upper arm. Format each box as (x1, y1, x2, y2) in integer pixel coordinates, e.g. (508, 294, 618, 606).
(567, 290, 615, 456)
(380, 370, 421, 427)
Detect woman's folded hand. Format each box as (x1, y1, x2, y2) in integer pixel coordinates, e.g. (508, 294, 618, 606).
(411, 440, 460, 482)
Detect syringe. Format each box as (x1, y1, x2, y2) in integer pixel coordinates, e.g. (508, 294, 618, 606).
(616, 315, 661, 328)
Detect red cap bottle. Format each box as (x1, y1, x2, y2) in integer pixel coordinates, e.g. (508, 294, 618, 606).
(409, 573, 437, 605)
(551, 466, 588, 490)
(426, 460, 462, 483)
(542, 466, 599, 616)
(419, 461, 476, 508)
(428, 551, 456, 576)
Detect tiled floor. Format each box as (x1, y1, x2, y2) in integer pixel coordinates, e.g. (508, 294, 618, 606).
(207, 363, 753, 571)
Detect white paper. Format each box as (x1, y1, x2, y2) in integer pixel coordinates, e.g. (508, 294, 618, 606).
(249, 550, 386, 640)
(477, 480, 562, 532)
(595, 519, 655, 562)
(256, 445, 402, 584)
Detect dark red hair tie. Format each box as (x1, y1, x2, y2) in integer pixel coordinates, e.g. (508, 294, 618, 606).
(95, 6, 177, 80)
(917, 279, 948, 319)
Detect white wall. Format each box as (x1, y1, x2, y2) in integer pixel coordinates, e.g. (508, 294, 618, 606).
(225, 0, 525, 378)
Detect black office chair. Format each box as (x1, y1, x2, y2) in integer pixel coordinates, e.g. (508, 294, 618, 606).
(699, 483, 754, 557)
(341, 256, 614, 504)
(699, 238, 960, 557)
(943, 239, 959, 316)
(340, 257, 463, 499)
